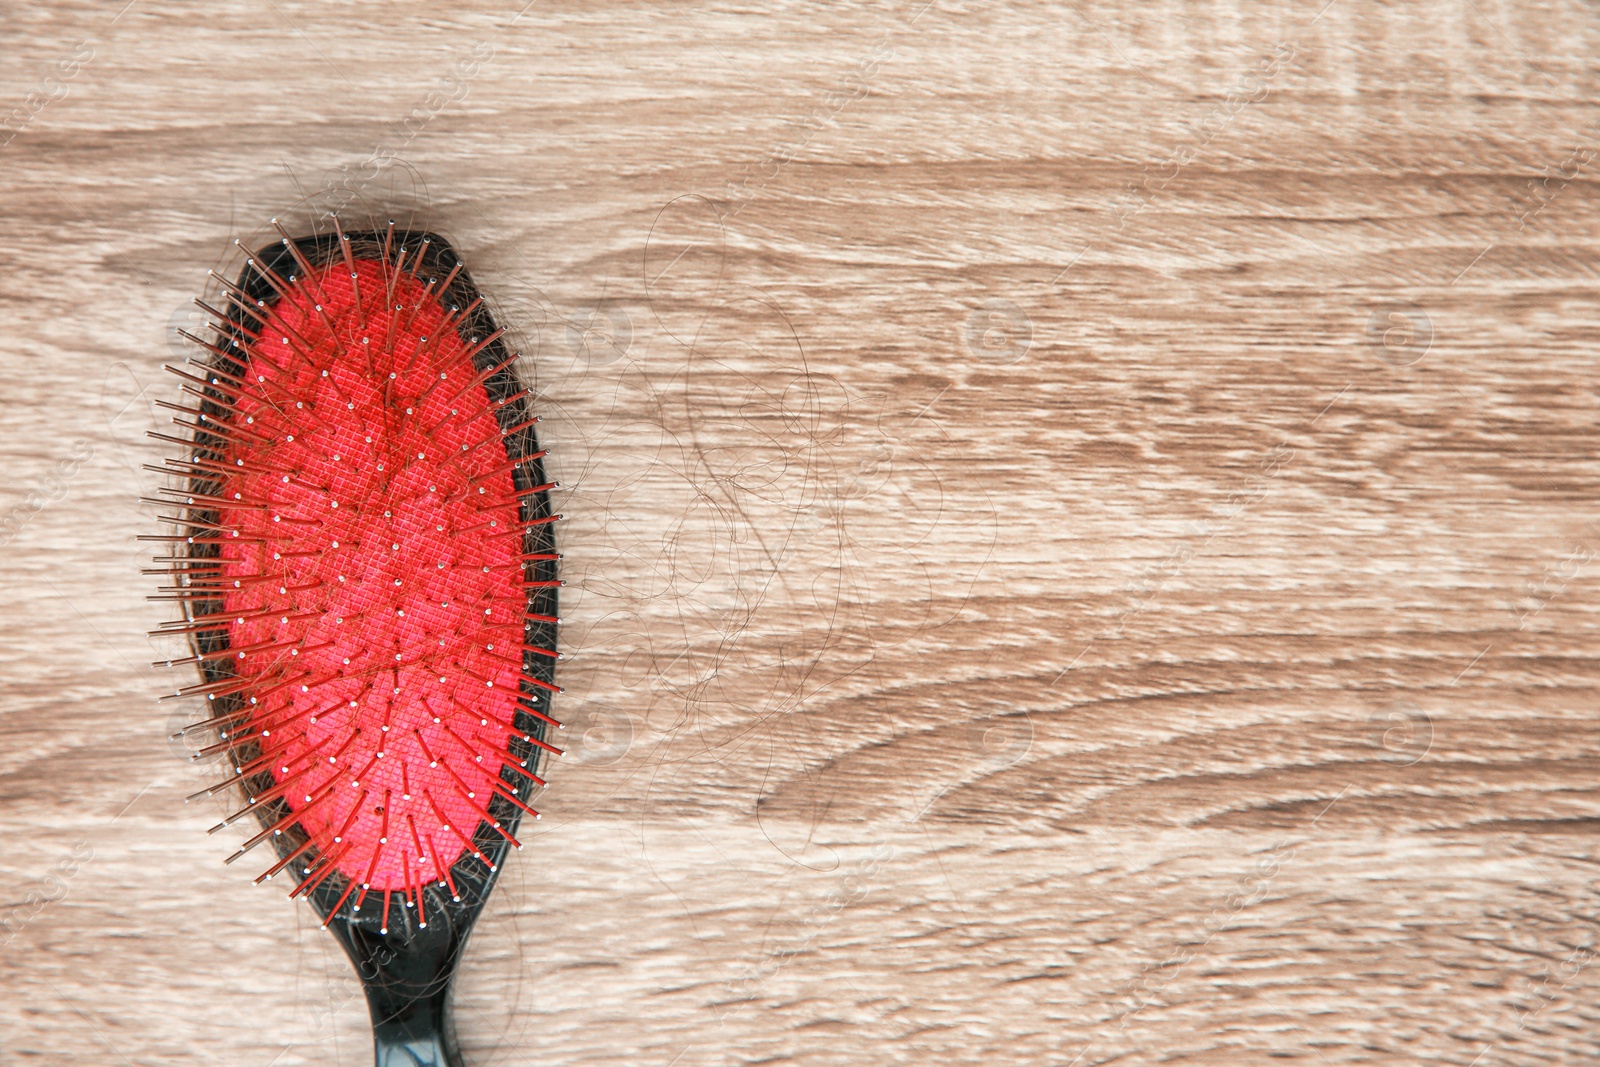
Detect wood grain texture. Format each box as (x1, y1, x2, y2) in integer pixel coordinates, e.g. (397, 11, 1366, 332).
(3, 0, 1600, 1063)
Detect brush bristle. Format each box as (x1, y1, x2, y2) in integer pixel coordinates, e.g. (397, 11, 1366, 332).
(151, 225, 561, 910)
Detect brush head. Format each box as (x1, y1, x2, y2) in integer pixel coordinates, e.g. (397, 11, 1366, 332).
(153, 222, 559, 932)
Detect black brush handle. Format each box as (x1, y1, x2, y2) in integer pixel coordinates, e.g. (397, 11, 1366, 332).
(332, 902, 471, 1067)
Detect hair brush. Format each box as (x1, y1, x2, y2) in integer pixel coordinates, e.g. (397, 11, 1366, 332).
(146, 219, 561, 1067)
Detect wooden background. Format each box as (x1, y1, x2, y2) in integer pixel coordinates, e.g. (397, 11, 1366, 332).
(3, 0, 1600, 1063)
